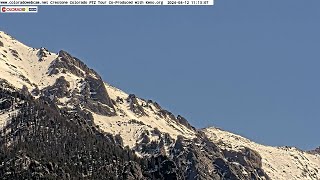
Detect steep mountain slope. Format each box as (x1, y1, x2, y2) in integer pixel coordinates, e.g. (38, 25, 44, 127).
(203, 128, 320, 180)
(0, 31, 319, 179)
(0, 82, 145, 179)
(0, 31, 58, 90)
(0, 30, 196, 153)
(97, 83, 196, 149)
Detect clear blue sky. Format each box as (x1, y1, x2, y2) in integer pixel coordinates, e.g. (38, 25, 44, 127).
(1, 0, 319, 150)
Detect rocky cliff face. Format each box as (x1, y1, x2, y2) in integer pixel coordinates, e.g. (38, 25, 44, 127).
(48, 50, 116, 116)
(309, 147, 320, 155)
(0, 31, 319, 180)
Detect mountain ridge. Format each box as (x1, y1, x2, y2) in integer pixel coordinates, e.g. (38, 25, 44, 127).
(0, 31, 319, 179)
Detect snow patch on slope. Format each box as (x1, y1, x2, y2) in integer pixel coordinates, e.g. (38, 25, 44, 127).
(91, 83, 196, 149)
(0, 110, 18, 129)
(0, 31, 58, 90)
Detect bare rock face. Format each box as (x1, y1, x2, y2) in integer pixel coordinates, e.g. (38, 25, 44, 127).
(37, 48, 48, 61)
(158, 109, 176, 120)
(31, 86, 40, 96)
(177, 115, 196, 131)
(42, 76, 71, 99)
(9, 48, 20, 60)
(84, 76, 113, 106)
(49, 50, 100, 78)
(222, 147, 269, 179)
(309, 147, 320, 155)
(45, 50, 116, 116)
(127, 94, 147, 117)
(146, 99, 162, 110)
(78, 76, 116, 116)
(156, 108, 196, 131)
(132, 129, 270, 180)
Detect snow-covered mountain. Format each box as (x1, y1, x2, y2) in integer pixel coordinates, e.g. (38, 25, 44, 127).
(204, 128, 320, 180)
(0, 31, 319, 179)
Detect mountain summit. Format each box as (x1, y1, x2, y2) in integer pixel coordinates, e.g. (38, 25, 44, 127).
(0, 31, 319, 179)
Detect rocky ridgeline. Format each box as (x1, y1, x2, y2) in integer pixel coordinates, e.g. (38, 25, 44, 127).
(127, 94, 148, 117)
(0, 79, 271, 179)
(134, 130, 270, 179)
(0, 32, 318, 179)
(309, 147, 320, 155)
(0, 53, 272, 180)
(44, 50, 117, 116)
(49, 50, 100, 78)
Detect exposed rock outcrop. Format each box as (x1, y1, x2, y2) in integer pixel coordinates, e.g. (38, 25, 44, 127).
(309, 147, 320, 155)
(177, 115, 196, 131)
(37, 48, 48, 61)
(127, 94, 147, 117)
(49, 50, 100, 78)
(42, 76, 71, 99)
(78, 76, 116, 116)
